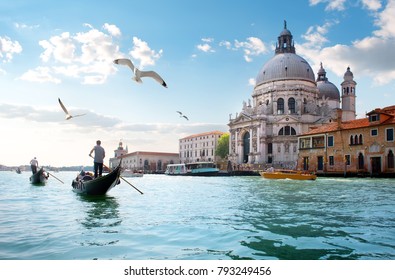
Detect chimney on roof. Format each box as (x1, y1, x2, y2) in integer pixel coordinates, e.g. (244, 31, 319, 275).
(336, 109, 343, 128)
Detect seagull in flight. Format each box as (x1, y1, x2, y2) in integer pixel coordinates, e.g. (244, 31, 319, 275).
(58, 98, 86, 120)
(113, 58, 167, 88)
(176, 111, 189, 121)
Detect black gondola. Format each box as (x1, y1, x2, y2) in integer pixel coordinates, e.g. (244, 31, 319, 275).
(29, 167, 48, 185)
(72, 164, 122, 195)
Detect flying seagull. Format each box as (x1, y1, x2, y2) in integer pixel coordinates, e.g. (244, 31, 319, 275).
(113, 58, 167, 88)
(176, 111, 189, 121)
(58, 98, 86, 120)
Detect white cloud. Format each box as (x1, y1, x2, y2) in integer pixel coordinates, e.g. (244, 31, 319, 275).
(219, 37, 267, 62)
(39, 32, 75, 63)
(362, 0, 382, 11)
(196, 38, 215, 53)
(234, 37, 267, 62)
(103, 23, 121, 37)
(309, 0, 346, 11)
(197, 43, 214, 53)
(302, 20, 338, 48)
(129, 36, 163, 69)
(298, 1, 395, 86)
(201, 37, 214, 43)
(373, 0, 395, 38)
(23, 23, 122, 84)
(219, 40, 232, 50)
(14, 22, 40, 30)
(18, 66, 61, 84)
(0, 36, 23, 63)
(248, 78, 256, 86)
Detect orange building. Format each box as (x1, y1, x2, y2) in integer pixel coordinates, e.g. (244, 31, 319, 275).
(297, 106, 395, 177)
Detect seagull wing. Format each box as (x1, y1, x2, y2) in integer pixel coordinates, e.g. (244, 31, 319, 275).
(140, 70, 167, 88)
(183, 115, 189, 121)
(58, 98, 69, 115)
(72, 113, 86, 118)
(113, 58, 135, 72)
(176, 111, 183, 115)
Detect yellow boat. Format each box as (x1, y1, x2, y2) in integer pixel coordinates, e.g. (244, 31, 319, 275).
(260, 169, 317, 180)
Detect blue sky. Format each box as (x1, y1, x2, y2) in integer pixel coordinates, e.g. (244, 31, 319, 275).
(1, 0, 394, 167)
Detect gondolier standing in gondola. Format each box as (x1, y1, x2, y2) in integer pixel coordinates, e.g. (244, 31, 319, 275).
(30, 157, 38, 174)
(89, 140, 105, 178)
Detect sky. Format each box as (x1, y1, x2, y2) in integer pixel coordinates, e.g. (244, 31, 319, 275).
(0, 0, 394, 167)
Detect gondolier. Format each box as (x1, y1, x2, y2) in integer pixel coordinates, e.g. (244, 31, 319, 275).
(89, 140, 105, 178)
(30, 157, 38, 174)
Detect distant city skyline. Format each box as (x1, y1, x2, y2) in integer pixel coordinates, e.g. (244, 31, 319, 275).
(1, 0, 394, 166)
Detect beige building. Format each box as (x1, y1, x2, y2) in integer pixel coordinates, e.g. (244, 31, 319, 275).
(179, 131, 225, 163)
(109, 141, 179, 173)
(228, 21, 356, 168)
(298, 106, 395, 176)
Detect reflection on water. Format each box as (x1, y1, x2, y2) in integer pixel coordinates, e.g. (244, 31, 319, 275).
(230, 178, 395, 260)
(1, 173, 394, 260)
(77, 195, 121, 247)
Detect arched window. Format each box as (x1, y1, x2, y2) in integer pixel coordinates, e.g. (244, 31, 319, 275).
(277, 98, 284, 114)
(243, 132, 250, 163)
(288, 97, 296, 114)
(350, 135, 354, 145)
(279, 126, 296, 136)
(388, 150, 394, 169)
(358, 152, 364, 170)
(359, 134, 363, 144)
(144, 160, 150, 171)
(354, 135, 358, 145)
(303, 98, 308, 113)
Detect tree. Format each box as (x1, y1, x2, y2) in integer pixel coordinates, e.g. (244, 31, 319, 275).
(215, 133, 229, 159)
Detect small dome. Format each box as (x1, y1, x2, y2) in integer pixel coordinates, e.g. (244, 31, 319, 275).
(280, 28, 292, 36)
(316, 63, 340, 100)
(317, 81, 340, 100)
(256, 53, 316, 85)
(343, 66, 354, 81)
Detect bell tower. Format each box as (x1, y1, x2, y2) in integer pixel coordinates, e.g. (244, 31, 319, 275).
(341, 66, 357, 121)
(275, 20, 296, 54)
(114, 140, 127, 157)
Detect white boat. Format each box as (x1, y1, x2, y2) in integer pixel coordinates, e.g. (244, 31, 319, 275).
(165, 162, 219, 176)
(121, 169, 144, 177)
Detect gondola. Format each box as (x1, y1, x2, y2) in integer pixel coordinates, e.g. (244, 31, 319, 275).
(29, 167, 49, 185)
(72, 163, 122, 195)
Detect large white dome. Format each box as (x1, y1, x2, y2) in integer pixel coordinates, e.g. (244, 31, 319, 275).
(256, 53, 315, 85)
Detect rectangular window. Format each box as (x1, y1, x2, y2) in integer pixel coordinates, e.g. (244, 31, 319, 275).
(369, 114, 379, 122)
(345, 155, 351, 165)
(312, 136, 325, 148)
(327, 136, 334, 147)
(300, 138, 311, 149)
(268, 143, 273, 154)
(386, 128, 394, 142)
(329, 156, 334, 166)
(371, 129, 378, 136)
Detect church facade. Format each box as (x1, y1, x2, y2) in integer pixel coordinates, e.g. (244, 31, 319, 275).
(228, 22, 357, 168)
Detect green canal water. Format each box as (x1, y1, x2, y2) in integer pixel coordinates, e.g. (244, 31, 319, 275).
(0, 171, 394, 260)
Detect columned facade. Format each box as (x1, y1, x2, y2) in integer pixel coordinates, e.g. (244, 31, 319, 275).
(228, 22, 356, 168)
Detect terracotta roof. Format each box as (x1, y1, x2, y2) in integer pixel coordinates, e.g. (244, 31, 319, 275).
(120, 151, 179, 158)
(302, 105, 395, 136)
(180, 130, 225, 140)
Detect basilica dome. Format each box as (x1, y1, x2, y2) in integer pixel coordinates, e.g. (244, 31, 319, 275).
(256, 53, 315, 85)
(316, 63, 340, 100)
(255, 21, 315, 86)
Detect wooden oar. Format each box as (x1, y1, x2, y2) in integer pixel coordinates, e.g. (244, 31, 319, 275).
(47, 172, 64, 184)
(89, 155, 143, 194)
